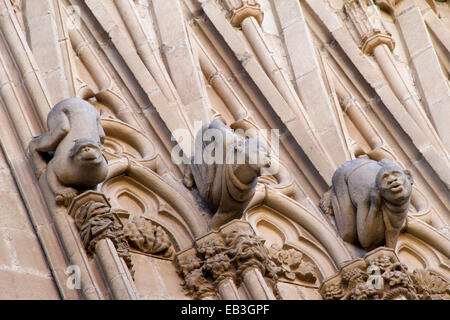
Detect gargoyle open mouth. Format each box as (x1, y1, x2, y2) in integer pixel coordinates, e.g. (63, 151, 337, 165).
(389, 182, 403, 192)
(83, 153, 101, 162)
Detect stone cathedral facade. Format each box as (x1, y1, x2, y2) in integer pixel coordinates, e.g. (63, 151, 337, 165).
(0, 0, 448, 300)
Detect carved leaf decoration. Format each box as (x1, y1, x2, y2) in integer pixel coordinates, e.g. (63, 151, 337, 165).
(176, 254, 202, 277)
(269, 246, 318, 284)
(351, 283, 380, 300)
(285, 249, 302, 268)
(124, 217, 175, 259)
(285, 271, 296, 281)
(370, 255, 394, 271)
(175, 253, 216, 300)
(72, 199, 133, 276)
(322, 283, 345, 300)
(411, 269, 450, 299)
(295, 262, 318, 283)
(342, 268, 368, 286)
(183, 269, 215, 299)
(197, 238, 227, 259)
(319, 251, 450, 300)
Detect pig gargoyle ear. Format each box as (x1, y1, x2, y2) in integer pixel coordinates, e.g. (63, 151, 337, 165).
(404, 169, 414, 185)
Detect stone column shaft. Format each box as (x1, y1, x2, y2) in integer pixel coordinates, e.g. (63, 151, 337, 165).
(95, 238, 139, 300)
(344, 0, 447, 157)
(114, 0, 178, 103)
(217, 278, 241, 300)
(67, 191, 137, 300)
(242, 267, 276, 300)
(333, 73, 383, 150)
(372, 44, 443, 152)
(53, 207, 104, 300)
(196, 36, 248, 121)
(240, 17, 303, 121)
(0, 0, 52, 127)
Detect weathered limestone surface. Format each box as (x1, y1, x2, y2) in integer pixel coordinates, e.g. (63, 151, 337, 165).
(0, 149, 59, 299)
(0, 0, 447, 300)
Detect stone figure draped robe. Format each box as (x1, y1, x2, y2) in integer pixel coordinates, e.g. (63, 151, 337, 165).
(189, 119, 257, 218)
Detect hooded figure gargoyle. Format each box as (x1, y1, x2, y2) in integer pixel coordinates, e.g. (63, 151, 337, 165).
(183, 119, 271, 230)
(320, 158, 413, 251)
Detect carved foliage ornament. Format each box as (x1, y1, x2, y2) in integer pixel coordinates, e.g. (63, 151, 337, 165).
(320, 253, 450, 300)
(175, 252, 216, 299)
(410, 269, 450, 300)
(69, 194, 134, 275)
(268, 245, 318, 284)
(124, 216, 175, 259)
(322, 282, 346, 300)
(197, 237, 234, 284)
(175, 228, 281, 299)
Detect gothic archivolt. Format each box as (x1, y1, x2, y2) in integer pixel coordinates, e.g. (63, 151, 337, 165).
(0, 0, 447, 300)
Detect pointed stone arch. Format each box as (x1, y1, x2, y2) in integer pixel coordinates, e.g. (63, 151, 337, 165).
(246, 207, 338, 280)
(247, 186, 353, 271)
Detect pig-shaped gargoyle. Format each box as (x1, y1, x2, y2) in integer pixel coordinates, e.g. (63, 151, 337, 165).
(183, 119, 271, 230)
(29, 98, 109, 207)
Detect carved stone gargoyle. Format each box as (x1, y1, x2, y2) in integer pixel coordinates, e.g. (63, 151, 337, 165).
(320, 159, 413, 252)
(183, 119, 271, 230)
(29, 98, 108, 207)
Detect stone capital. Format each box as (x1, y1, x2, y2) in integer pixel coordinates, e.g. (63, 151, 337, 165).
(220, 0, 264, 27)
(175, 248, 217, 299)
(67, 190, 133, 274)
(344, 0, 396, 55)
(374, 0, 401, 14)
(319, 247, 449, 300)
(360, 29, 395, 55)
(196, 231, 236, 284)
(67, 190, 117, 224)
